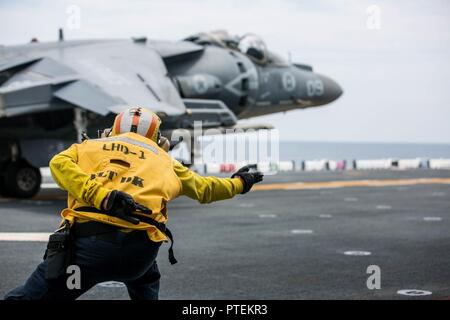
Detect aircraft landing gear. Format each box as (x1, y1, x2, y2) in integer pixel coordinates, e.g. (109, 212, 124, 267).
(0, 160, 42, 198)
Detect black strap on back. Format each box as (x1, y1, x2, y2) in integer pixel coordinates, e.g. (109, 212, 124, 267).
(74, 206, 177, 265)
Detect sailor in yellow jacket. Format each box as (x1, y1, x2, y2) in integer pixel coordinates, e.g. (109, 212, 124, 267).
(5, 106, 263, 300)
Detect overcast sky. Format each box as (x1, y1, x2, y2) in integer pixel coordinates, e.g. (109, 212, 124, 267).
(1, 0, 449, 143)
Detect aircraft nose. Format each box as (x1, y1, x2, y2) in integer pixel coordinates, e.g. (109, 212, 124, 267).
(316, 74, 343, 104)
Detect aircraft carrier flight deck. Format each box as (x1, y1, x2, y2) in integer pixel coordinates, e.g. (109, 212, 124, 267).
(1, 169, 450, 300)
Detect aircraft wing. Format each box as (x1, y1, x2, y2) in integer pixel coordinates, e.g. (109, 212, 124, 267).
(0, 40, 186, 118)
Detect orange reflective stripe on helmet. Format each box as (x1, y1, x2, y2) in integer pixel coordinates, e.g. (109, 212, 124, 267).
(113, 112, 124, 136)
(146, 114, 158, 141)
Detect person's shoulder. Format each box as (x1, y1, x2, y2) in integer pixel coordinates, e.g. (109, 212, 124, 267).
(172, 159, 193, 174)
(172, 158, 184, 169)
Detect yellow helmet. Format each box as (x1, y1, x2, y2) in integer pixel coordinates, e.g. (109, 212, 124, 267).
(111, 107, 161, 143)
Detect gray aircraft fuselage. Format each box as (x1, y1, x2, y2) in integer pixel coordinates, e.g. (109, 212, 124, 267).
(0, 32, 342, 197)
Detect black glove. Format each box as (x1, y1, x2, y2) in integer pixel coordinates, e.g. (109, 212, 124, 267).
(103, 190, 151, 225)
(231, 165, 264, 194)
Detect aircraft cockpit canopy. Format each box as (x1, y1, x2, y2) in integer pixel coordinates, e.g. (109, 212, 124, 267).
(186, 31, 290, 66)
(237, 34, 268, 64)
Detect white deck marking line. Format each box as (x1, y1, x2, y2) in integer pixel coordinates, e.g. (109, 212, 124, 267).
(376, 205, 392, 210)
(97, 281, 126, 288)
(291, 229, 314, 234)
(343, 251, 371, 256)
(397, 289, 432, 296)
(423, 217, 442, 222)
(259, 214, 277, 218)
(0, 232, 51, 242)
(41, 183, 59, 189)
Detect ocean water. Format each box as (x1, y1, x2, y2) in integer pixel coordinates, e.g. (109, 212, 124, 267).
(279, 141, 450, 162)
(183, 135, 450, 165)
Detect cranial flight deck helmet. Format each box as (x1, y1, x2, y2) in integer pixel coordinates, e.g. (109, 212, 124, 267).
(110, 107, 161, 143)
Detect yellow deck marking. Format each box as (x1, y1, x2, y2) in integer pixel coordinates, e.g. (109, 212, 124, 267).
(252, 178, 450, 191)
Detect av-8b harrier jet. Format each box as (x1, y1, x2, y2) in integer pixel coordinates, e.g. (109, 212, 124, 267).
(0, 30, 342, 198)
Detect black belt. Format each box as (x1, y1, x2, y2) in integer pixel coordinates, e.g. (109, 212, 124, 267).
(72, 221, 148, 243)
(73, 206, 177, 265)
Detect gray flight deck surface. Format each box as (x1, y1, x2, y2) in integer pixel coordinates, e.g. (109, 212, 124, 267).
(1, 169, 449, 300)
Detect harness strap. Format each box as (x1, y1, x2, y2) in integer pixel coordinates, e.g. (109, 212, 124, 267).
(74, 206, 177, 265)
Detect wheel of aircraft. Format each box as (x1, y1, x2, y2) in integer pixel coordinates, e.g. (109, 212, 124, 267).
(1, 161, 42, 198)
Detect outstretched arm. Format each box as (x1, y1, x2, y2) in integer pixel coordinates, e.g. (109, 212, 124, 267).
(49, 144, 110, 209)
(172, 160, 244, 203)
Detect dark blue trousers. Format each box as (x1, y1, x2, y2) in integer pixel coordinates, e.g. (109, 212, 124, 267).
(4, 232, 162, 300)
